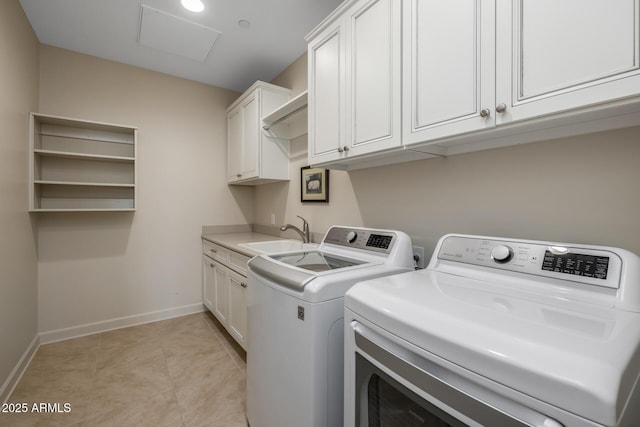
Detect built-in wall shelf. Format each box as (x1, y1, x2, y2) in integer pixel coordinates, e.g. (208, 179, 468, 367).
(34, 180, 136, 187)
(29, 113, 137, 212)
(262, 90, 308, 140)
(33, 149, 135, 163)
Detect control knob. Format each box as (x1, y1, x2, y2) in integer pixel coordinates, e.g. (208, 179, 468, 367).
(491, 245, 513, 263)
(346, 231, 358, 244)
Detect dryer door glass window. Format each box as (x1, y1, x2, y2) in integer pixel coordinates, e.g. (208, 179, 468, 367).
(356, 354, 467, 427)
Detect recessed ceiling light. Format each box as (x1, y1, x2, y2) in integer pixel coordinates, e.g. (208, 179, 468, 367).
(181, 0, 204, 13)
(238, 19, 251, 29)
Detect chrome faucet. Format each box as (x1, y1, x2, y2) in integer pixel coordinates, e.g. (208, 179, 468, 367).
(280, 215, 310, 243)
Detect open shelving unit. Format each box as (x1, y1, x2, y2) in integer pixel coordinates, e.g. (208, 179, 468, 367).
(29, 113, 137, 212)
(261, 90, 308, 140)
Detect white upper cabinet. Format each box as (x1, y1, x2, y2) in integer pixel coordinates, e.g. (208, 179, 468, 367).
(308, 18, 345, 165)
(495, 0, 640, 124)
(402, 0, 495, 144)
(346, 0, 402, 155)
(240, 92, 260, 179)
(308, 0, 640, 168)
(227, 107, 243, 181)
(226, 81, 291, 185)
(307, 0, 402, 166)
(407, 0, 640, 145)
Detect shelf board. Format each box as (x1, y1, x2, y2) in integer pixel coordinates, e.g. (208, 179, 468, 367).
(34, 113, 136, 144)
(39, 130, 134, 145)
(34, 149, 135, 162)
(262, 91, 308, 139)
(34, 180, 135, 187)
(30, 208, 136, 212)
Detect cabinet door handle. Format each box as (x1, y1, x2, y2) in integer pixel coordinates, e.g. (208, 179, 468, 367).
(338, 147, 344, 153)
(209, 263, 214, 268)
(236, 174, 242, 178)
(343, 145, 349, 152)
(210, 248, 217, 253)
(241, 282, 247, 288)
(496, 103, 507, 113)
(480, 108, 490, 118)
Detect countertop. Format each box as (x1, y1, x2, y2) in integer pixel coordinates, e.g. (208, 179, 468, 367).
(201, 232, 286, 257)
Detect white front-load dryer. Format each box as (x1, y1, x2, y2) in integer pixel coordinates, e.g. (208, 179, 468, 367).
(344, 234, 640, 427)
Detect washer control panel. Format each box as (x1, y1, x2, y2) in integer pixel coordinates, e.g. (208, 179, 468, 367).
(437, 236, 622, 289)
(323, 227, 396, 254)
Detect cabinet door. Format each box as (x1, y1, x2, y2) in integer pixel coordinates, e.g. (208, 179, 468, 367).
(241, 92, 260, 179)
(228, 270, 247, 349)
(346, 0, 402, 155)
(202, 257, 216, 312)
(403, 0, 495, 146)
(308, 18, 346, 165)
(227, 106, 243, 182)
(496, 0, 640, 124)
(213, 262, 229, 324)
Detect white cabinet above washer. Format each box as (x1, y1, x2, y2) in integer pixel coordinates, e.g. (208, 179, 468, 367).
(495, 0, 640, 125)
(401, 0, 496, 145)
(307, 0, 407, 168)
(306, 0, 640, 169)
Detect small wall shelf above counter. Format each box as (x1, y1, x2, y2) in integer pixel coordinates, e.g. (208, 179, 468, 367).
(29, 113, 137, 212)
(262, 90, 308, 140)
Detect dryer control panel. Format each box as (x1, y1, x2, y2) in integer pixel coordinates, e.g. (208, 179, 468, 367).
(436, 235, 622, 289)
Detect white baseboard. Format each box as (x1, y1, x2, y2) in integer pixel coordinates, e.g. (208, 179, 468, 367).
(39, 303, 205, 344)
(0, 334, 39, 404)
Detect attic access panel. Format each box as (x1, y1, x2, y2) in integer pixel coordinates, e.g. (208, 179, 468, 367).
(138, 5, 221, 62)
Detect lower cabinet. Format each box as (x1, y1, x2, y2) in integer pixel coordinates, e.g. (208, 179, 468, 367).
(212, 259, 230, 324)
(227, 270, 248, 345)
(202, 256, 217, 315)
(202, 241, 249, 350)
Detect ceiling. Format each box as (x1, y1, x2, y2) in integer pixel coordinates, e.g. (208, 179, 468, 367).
(19, 0, 342, 92)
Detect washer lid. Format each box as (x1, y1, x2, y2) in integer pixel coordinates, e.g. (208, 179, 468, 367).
(345, 270, 640, 427)
(269, 250, 367, 272)
(248, 250, 374, 292)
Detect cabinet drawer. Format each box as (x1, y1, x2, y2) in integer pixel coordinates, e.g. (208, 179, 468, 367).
(202, 240, 230, 264)
(229, 252, 250, 275)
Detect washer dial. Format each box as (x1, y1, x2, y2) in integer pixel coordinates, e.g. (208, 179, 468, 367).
(491, 245, 513, 263)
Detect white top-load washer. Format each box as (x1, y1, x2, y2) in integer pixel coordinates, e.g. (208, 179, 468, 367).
(246, 226, 414, 427)
(344, 234, 640, 427)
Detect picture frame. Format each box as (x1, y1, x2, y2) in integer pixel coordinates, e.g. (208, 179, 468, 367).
(300, 166, 329, 203)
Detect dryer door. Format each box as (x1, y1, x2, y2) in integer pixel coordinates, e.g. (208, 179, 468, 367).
(350, 321, 564, 427)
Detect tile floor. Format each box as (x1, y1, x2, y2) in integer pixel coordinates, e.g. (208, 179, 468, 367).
(0, 312, 248, 427)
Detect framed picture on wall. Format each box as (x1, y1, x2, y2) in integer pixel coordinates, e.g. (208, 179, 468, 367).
(301, 166, 329, 203)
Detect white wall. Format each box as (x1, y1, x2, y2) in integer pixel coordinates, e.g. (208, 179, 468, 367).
(258, 54, 640, 256)
(347, 129, 640, 254)
(37, 46, 253, 336)
(0, 0, 39, 397)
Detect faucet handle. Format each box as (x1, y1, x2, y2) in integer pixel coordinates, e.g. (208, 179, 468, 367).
(296, 215, 311, 243)
(296, 215, 308, 228)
